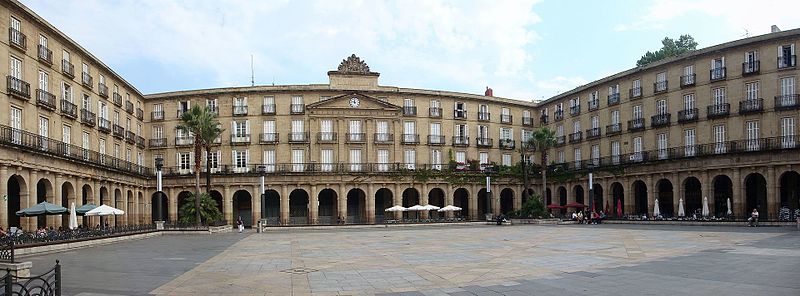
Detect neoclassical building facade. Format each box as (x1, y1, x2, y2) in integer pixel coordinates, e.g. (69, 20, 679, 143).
(1, 0, 798, 230)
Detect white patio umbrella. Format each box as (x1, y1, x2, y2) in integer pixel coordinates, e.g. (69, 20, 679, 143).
(68, 202, 78, 230)
(702, 196, 710, 217)
(437, 205, 462, 212)
(678, 198, 685, 217)
(85, 204, 125, 216)
(653, 198, 660, 217)
(726, 198, 733, 216)
(407, 205, 426, 211)
(423, 204, 441, 211)
(384, 205, 407, 212)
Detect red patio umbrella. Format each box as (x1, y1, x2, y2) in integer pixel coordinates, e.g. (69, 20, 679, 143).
(616, 199, 623, 217)
(546, 204, 564, 209)
(564, 202, 586, 208)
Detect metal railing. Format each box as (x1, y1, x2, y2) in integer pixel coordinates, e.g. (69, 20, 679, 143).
(586, 127, 601, 139)
(37, 45, 53, 65)
(608, 93, 620, 105)
(81, 72, 93, 88)
(742, 61, 760, 75)
(8, 27, 26, 50)
(677, 108, 698, 123)
(36, 89, 56, 110)
(125, 101, 134, 114)
(569, 105, 580, 116)
(175, 136, 193, 146)
(260, 133, 278, 144)
(653, 81, 668, 93)
(290, 104, 305, 114)
(80, 109, 96, 127)
(288, 132, 309, 143)
(476, 137, 492, 147)
(374, 133, 393, 144)
(112, 125, 124, 138)
(569, 131, 583, 143)
(346, 133, 366, 143)
(233, 105, 248, 116)
(402, 134, 420, 144)
(98, 83, 108, 98)
(588, 99, 599, 110)
(739, 98, 763, 114)
(540, 115, 549, 124)
(402, 106, 417, 116)
(136, 136, 146, 148)
(554, 110, 564, 121)
(98, 118, 111, 133)
(452, 136, 469, 147)
(778, 55, 796, 69)
(628, 118, 645, 131)
(499, 139, 515, 150)
(1, 260, 61, 295)
(555, 135, 566, 146)
(774, 94, 799, 110)
(522, 116, 533, 126)
(151, 111, 164, 121)
(681, 74, 695, 87)
(60, 100, 77, 118)
(125, 131, 136, 143)
(651, 113, 671, 127)
(149, 138, 167, 148)
(427, 135, 445, 145)
(629, 87, 642, 99)
(500, 114, 513, 123)
(316, 132, 337, 143)
(7, 76, 30, 99)
(262, 104, 276, 115)
(429, 107, 442, 118)
(710, 67, 726, 81)
(606, 123, 621, 135)
(136, 108, 144, 120)
(453, 110, 467, 119)
(477, 112, 490, 121)
(707, 103, 730, 118)
(112, 92, 122, 106)
(61, 60, 74, 78)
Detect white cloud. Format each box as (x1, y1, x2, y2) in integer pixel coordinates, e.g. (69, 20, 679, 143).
(22, 0, 545, 99)
(615, 0, 800, 34)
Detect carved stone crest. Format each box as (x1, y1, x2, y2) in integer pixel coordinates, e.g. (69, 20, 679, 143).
(337, 54, 371, 74)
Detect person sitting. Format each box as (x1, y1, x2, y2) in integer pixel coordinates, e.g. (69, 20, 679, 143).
(571, 212, 578, 221)
(748, 208, 759, 227)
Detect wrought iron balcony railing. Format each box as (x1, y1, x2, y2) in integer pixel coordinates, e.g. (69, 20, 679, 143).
(653, 81, 668, 94)
(742, 61, 760, 75)
(290, 104, 305, 114)
(233, 105, 248, 116)
(374, 133, 393, 144)
(60, 99, 77, 119)
(569, 131, 583, 143)
(316, 132, 337, 143)
(651, 113, 671, 127)
(98, 118, 111, 133)
(62, 60, 75, 78)
(775, 95, 799, 111)
(230, 134, 251, 145)
(680, 74, 696, 87)
(500, 114, 512, 124)
(778, 55, 796, 69)
(477, 112, 490, 121)
(402, 134, 420, 144)
(112, 124, 125, 138)
(7, 76, 30, 99)
(149, 138, 167, 148)
(37, 45, 52, 65)
(429, 107, 442, 118)
(452, 136, 469, 147)
(607, 93, 620, 105)
(427, 135, 445, 145)
(112, 92, 122, 106)
(259, 133, 278, 144)
(402, 106, 417, 116)
(288, 132, 309, 143)
(739, 98, 763, 114)
(569, 105, 580, 116)
(346, 133, 366, 143)
(710, 67, 726, 81)
(707, 103, 730, 118)
(677, 108, 698, 123)
(499, 139, 515, 150)
(80, 109, 96, 127)
(628, 118, 645, 131)
(586, 127, 601, 139)
(8, 27, 26, 50)
(606, 123, 621, 135)
(588, 99, 599, 111)
(35, 89, 56, 110)
(98, 83, 108, 98)
(476, 137, 492, 148)
(262, 104, 276, 115)
(151, 111, 164, 121)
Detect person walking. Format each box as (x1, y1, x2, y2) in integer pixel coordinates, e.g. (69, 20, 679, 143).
(237, 216, 244, 233)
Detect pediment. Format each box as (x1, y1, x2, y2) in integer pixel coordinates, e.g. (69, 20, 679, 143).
(306, 93, 401, 111)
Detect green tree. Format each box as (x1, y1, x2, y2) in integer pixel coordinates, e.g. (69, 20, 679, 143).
(528, 127, 556, 201)
(636, 35, 698, 66)
(513, 194, 547, 219)
(178, 192, 223, 224)
(178, 105, 222, 225)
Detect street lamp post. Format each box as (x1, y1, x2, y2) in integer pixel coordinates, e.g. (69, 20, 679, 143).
(587, 163, 594, 219)
(258, 165, 266, 232)
(154, 156, 164, 226)
(485, 165, 493, 221)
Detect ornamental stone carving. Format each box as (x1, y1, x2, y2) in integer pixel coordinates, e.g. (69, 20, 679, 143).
(337, 54, 371, 74)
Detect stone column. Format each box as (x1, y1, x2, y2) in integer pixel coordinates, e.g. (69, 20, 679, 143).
(647, 175, 656, 217)
(0, 165, 9, 230)
(469, 184, 479, 220)
(767, 166, 777, 219)
(733, 168, 744, 216)
(338, 184, 347, 223)
(25, 170, 37, 231)
(280, 185, 289, 225)
(444, 185, 453, 219)
(492, 184, 501, 216)
(366, 183, 375, 224)
(420, 183, 429, 219)
(676, 174, 683, 217)
(310, 184, 319, 225)
(252, 185, 262, 226)
(393, 183, 402, 220)
(168, 187, 178, 222)
(223, 185, 233, 224)
(51, 173, 61, 228)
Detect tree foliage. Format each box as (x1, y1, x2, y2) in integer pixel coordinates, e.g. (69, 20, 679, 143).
(178, 193, 223, 225)
(509, 194, 548, 219)
(636, 35, 698, 67)
(177, 105, 223, 225)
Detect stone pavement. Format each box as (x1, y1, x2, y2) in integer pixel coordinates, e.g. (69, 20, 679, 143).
(147, 224, 799, 296)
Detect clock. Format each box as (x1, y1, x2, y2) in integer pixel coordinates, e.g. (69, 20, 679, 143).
(349, 97, 360, 108)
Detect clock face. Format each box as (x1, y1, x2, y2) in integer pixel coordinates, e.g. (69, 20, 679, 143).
(349, 97, 360, 108)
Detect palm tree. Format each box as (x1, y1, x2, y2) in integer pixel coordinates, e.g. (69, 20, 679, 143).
(178, 105, 222, 225)
(527, 127, 556, 201)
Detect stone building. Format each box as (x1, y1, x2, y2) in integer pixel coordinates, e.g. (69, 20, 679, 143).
(1, 0, 798, 230)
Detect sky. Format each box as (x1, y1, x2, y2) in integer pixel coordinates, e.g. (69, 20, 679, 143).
(22, 0, 800, 101)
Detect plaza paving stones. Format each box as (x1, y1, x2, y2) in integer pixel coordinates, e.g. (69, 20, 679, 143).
(23, 224, 799, 295)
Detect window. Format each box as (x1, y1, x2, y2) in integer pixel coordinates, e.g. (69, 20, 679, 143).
(745, 82, 759, 101)
(611, 141, 620, 164)
(712, 87, 726, 106)
(234, 96, 247, 107)
(126, 148, 131, 162)
(348, 120, 362, 141)
(556, 125, 564, 137)
(557, 150, 565, 164)
(179, 100, 190, 113)
(9, 56, 22, 79)
(479, 152, 489, 170)
(113, 111, 119, 125)
(591, 116, 599, 129)
(746, 121, 759, 151)
(38, 70, 48, 91)
(501, 107, 511, 122)
(684, 129, 696, 157)
(205, 150, 220, 173)
(206, 98, 218, 113)
(683, 93, 695, 110)
(454, 102, 466, 118)
(61, 82, 72, 103)
(500, 127, 512, 140)
(292, 149, 304, 172)
(349, 149, 362, 171)
(744, 51, 758, 73)
(38, 116, 49, 149)
(714, 125, 726, 154)
(502, 154, 511, 167)
(656, 99, 667, 115)
(404, 149, 416, 169)
(632, 137, 643, 162)
(455, 151, 466, 167)
(573, 148, 582, 169)
(376, 121, 389, 142)
(153, 126, 163, 139)
(780, 76, 795, 96)
(262, 150, 275, 172)
(430, 123, 442, 144)
(478, 104, 489, 120)
(377, 149, 389, 171)
(82, 93, 91, 111)
(9, 17, 22, 45)
(291, 95, 304, 113)
(630, 80, 640, 97)
(62, 125, 71, 144)
(98, 101, 108, 120)
(711, 57, 725, 80)
(430, 100, 441, 117)
(179, 152, 192, 172)
(782, 117, 796, 148)
(611, 110, 620, 125)
(683, 65, 695, 85)
(233, 150, 249, 172)
(404, 121, 416, 142)
(96, 138, 104, 161)
(261, 120, 275, 142)
(590, 144, 600, 165)
(454, 124, 468, 145)
(82, 132, 91, 161)
(778, 44, 796, 68)
(320, 149, 334, 172)
(10, 107, 21, 144)
(291, 120, 304, 141)
(319, 119, 333, 141)
(632, 105, 642, 119)
(263, 96, 275, 113)
(657, 133, 668, 160)
(431, 149, 442, 170)
(572, 120, 581, 133)
(655, 72, 667, 92)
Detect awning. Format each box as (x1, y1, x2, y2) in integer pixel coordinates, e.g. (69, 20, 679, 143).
(15, 201, 68, 217)
(564, 202, 587, 208)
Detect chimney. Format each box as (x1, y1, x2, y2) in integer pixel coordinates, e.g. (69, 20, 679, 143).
(771, 25, 781, 33)
(484, 86, 493, 97)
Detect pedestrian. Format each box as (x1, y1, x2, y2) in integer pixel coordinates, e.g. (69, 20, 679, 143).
(749, 208, 759, 227)
(237, 216, 244, 233)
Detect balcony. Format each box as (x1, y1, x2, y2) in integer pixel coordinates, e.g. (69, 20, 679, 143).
(344, 132, 365, 144)
(554, 110, 564, 121)
(588, 99, 599, 111)
(429, 107, 442, 118)
(569, 105, 580, 116)
(778, 55, 796, 69)
(607, 93, 620, 106)
(427, 135, 445, 145)
(677, 108, 698, 123)
(98, 83, 108, 98)
(500, 114, 513, 124)
(522, 116, 533, 126)
(680, 74, 696, 88)
(653, 81, 668, 94)
(707, 103, 730, 119)
(151, 111, 164, 121)
(499, 139, 515, 150)
(259, 133, 279, 144)
(7, 76, 31, 100)
(402, 106, 417, 116)
(231, 134, 251, 145)
(112, 125, 124, 138)
(175, 136, 193, 146)
(290, 104, 305, 114)
(453, 110, 467, 119)
(316, 132, 337, 143)
(452, 136, 469, 147)
(738, 98, 763, 114)
(586, 127, 601, 139)
(81, 72, 93, 89)
(651, 113, 671, 127)
(125, 131, 136, 144)
(60, 99, 77, 119)
(233, 105, 248, 116)
(136, 108, 144, 120)
(136, 136, 145, 148)
(374, 133, 393, 144)
(555, 135, 566, 146)
(8, 27, 26, 51)
(476, 137, 493, 148)
(569, 131, 583, 143)
(742, 61, 760, 75)
(124, 101, 134, 114)
(710, 67, 726, 82)
(477, 112, 490, 122)
(628, 118, 645, 131)
(35, 89, 56, 110)
(37, 45, 53, 65)
(98, 118, 110, 133)
(402, 134, 420, 144)
(522, 142, 536, 151)
(80, 109, 96, 127)
(605, 123, 621, 135)
(540, 115, 549, 124)
(288, 132, 309, 143)
(775, 94, 799, 110)
(629, 87, 642, 100)
(149, 138, 167, 148)
(262, 104, 276, 115)
(61, 60, 75, 78)
(112, 92, 122, 106)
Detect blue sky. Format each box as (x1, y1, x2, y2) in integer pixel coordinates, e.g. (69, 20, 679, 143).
(22, 0, 800, 101)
